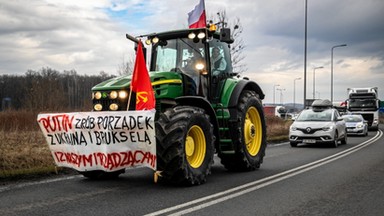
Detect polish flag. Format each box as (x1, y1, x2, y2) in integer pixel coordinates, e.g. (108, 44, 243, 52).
(188, 0, 206, 28)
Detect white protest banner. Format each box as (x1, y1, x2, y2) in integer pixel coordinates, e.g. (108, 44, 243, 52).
(37, 110, 156, 172)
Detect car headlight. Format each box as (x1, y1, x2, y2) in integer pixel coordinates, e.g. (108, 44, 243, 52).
(322, 126, 333, 131)
(290, 126, 297, 131)
(356, 123, 364, 128)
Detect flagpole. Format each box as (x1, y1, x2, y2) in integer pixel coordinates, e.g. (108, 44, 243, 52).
(127, 87, 133, 111)
(202, 0, 207, 27)
(203, 0, 206, 14)
(128, 39, 140, 111)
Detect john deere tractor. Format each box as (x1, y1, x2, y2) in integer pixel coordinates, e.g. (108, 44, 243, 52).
(88, 26, 267, 185)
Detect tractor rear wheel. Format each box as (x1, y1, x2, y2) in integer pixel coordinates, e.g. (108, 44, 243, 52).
(156, 106, 215, 185)
(219, 90, 267, 171)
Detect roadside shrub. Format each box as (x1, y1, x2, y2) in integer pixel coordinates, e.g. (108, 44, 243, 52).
(265, 115, 292, 143)
(0, 110, 40, 132)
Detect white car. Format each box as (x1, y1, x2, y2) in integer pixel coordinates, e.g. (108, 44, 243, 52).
(289, 100, 347, 147)
(342, 114, 368, 136)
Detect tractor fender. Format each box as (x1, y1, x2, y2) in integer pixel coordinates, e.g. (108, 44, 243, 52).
(175, 96, 220, 150)
(227, 79, 265, 120)
(229, 79, 265, 104)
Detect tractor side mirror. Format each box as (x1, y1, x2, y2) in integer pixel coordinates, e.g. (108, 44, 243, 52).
(220, 28, 234, 44)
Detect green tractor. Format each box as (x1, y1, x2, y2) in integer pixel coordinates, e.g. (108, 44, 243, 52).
(88, 26, 267, 185)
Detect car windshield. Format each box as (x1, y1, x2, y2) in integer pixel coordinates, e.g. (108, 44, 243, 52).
(342, 115, 363, 122)
(296, 109, 333, 121)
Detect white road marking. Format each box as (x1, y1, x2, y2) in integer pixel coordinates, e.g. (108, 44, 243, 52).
(0, 175, 81, 193)
(145, 130, 383, 216)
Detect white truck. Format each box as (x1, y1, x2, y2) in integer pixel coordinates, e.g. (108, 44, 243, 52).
(346, 87, 380, 131)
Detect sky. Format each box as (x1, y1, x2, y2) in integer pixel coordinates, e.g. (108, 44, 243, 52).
(0, 0, 383, 104)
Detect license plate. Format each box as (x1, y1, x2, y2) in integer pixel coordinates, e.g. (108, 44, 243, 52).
(303, 139, 316, 143)
(347, 129, 353, 132)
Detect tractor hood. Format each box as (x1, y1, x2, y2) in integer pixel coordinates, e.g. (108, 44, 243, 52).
(91, 71, 183, 91)
(92, 76, 132, 90)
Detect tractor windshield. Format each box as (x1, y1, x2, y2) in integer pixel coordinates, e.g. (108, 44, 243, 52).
(151, 38, 206, 77)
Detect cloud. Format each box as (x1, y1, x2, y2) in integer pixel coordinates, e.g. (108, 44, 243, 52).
(0, 0, 130, 74)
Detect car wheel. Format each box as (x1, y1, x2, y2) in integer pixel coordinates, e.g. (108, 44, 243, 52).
(332, 131, 339, 148)
(341, 130, 347, 145)
(290, 142, 298, 147)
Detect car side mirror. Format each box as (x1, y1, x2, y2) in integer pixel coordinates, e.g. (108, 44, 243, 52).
(336, 117, 344, 121)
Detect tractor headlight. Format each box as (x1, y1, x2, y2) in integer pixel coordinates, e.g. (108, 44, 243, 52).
(109, 91, 118, 99)
(195, 62, 205, 70)
(94, 92, 102, 100)
(152, 37, 159, 44)
(188, 32, 196, 39)
(197, 32, 206, 39)
(109, 103, 119, 111)
(94, 104, 103, 111)
(119, 90, 128, 99)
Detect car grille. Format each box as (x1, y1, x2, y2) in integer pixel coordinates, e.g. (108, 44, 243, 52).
(297, 127, 323, 134)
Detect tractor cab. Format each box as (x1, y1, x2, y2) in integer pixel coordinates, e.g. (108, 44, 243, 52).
(137, 27, 234, 102)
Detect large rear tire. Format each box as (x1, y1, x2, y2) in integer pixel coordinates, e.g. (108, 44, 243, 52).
(219, 90, 267, 171)
(156, 106, 215, 185)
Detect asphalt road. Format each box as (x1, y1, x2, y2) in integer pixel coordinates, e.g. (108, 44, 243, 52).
(1, 127, 383, 216)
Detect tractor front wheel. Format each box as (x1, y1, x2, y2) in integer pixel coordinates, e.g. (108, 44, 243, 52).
(219, 90, 267, 171)
(156, 106, 215, 185)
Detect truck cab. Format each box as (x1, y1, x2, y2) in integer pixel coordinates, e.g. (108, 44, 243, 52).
(346, 87, 380, 130)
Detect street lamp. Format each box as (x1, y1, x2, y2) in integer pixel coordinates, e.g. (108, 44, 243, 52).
(303, 0, 308, 108)
(277, 88, 286, 104)
(313, 66, 323, 99)
(273, 84, 280, 105)
(294, 77, 301, 110)
(331, 44, 347, 103)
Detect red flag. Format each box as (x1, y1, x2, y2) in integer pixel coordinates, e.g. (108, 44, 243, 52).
(188, 0, 206, 28)
(130, 42, 155, 110)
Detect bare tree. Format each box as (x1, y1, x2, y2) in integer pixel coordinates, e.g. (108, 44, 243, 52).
(211, 10, 247, 74)
(117, 55, 135, 76)
(24, 68, 67, 111)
